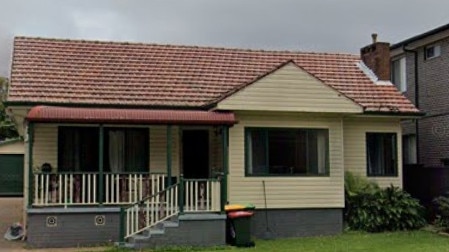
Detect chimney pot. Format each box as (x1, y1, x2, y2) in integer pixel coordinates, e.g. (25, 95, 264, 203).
(372, 33, 378, 43)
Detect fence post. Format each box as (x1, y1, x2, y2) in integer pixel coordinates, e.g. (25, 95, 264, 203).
(178, 175, 184, 214)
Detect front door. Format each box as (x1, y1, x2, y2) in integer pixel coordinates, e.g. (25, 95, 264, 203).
(182, 130, 209, 179)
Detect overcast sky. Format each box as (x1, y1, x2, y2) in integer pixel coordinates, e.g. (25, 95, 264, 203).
(1, 0, 448, 76)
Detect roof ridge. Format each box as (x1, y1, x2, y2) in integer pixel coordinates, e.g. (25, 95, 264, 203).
(13, 36, 359, 58)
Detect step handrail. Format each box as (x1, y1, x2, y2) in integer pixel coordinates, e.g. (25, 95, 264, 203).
(120, 181, 182, 240)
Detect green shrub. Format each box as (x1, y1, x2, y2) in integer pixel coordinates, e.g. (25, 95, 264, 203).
(433, 193, 449, 231)
(344, 172, 426, 232)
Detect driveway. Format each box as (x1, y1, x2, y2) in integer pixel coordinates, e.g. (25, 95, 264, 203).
(0, 197, 106, 252)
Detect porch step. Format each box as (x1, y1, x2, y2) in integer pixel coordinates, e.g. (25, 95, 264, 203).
(125, 213, 226, 249)
(127, 218, 180, 249)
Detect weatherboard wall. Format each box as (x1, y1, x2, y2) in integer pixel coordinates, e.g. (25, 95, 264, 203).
(343, 117, 403, 188)
(227, 112, 345, 209)
(31, 124, 180, 175)
(217, 63, 363, 114)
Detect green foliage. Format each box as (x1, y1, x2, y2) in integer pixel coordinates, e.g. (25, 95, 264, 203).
(345, 172, 426, 232)
(433, 193, 449, 231)
(0, 76, 19, 141)
(344, 171, 379, 197)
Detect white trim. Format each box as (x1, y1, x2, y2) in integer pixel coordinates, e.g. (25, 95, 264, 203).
(357, 61, 394, 86)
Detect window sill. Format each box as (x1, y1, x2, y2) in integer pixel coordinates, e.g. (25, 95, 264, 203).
(245, 174, 330, 177)
(367, 174, 398, 178)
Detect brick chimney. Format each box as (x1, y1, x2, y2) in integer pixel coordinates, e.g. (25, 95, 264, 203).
(360, 33, 390, 81)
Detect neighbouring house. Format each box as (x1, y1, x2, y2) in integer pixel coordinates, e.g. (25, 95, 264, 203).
(5, 36, 419, 248)
(0, 138, 24, 196)
(390, 23, 449, 167)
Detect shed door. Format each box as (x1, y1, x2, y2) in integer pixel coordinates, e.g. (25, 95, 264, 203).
(0, 154, 24, 196)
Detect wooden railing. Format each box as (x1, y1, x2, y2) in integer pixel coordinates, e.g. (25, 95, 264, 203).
(120, 177, 221, 240)
(104, 173, 167, 204)
(33, 172, 167, 207)
(124, 183, 179, 238)
(184, 179, 221, 212)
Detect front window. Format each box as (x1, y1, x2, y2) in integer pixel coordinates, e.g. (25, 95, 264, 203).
(391, 57, 406, 92)
(366, 133, 397, 176)
(58, 127, 149, 172)
(104, 128, 149, 172)
(58, 127, 99, 172)
(245, 128, 329, 176)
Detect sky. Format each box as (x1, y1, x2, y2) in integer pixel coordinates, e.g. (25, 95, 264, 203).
(0, 0, 448, 76)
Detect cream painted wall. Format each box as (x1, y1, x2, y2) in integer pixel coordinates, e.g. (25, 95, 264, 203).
(217, 63, 362, 113)
(31, 124, 181, 174)
(343, 117, 403, 188)
(227, 111, 345, 209)
(0, 141, 24, 154)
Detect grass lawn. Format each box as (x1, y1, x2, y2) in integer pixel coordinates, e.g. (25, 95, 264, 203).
(102, 230, 449, 252)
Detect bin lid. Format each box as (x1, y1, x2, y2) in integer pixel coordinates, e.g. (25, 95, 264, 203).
(225, 203, 255, 212)
(228, 211, 254, 219)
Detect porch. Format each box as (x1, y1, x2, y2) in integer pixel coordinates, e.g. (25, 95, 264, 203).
(24, 106, 233, 247)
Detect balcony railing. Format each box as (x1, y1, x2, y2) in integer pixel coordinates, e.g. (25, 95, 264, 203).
(33, 172, 167, 207)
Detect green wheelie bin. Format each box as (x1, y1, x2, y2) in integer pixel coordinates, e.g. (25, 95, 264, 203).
(225, 204, 255, 246)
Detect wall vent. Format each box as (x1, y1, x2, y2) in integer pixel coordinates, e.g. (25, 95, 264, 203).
(95, 215, 106, 226)
(46, 216, 57, 227)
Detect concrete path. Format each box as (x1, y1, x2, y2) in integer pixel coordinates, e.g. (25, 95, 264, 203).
(0, 197, 106, 252)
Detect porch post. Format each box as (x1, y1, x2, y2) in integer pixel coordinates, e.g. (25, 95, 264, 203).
(221, 125, 229, 212)
(27, 122, 34, 207)
(98, 124, 104, 205)
(166, 125, 172, 187)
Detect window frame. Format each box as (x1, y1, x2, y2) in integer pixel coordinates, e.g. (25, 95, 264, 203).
(103, 127, 150, 173)
(57, 126, 100, 172)
(391, 56, 407, 92)
(424, 44, 441, 60)
(244, 127, 330, 177)
(58, 126, 149, 173)
(366, 132, 398, 177)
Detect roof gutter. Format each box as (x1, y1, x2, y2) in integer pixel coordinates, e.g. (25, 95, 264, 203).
(390, 23, 449, 50)
(362, 110, 425, 117)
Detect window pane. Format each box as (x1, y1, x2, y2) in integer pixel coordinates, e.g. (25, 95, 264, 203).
(247, 130, 267, 175)
(245, 128, 329, 176)
(366, 133, 397, 176)
(268, 129, 300, 174)
(391, 57, 406, 92)
(104, 128, 149, 172)
(58, 127, 99, 172)
(125, 129, 148, 172)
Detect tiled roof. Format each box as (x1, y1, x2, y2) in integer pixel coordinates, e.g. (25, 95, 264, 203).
(8, 37, 419, 114)
(26, 106, 236, 125)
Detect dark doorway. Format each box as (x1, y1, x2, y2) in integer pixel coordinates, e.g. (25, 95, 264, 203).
(182, 130, 209, 179)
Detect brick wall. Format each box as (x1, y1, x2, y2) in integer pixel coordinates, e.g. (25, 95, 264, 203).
(27, 208, 120, 248)
(400, 37, 449, 167)
(250, 208, 342, 238)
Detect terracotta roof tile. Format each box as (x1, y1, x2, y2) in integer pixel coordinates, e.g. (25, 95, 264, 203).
(8, 37, 419, 114)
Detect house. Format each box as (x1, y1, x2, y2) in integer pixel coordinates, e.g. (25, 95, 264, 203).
(0, 138, 24, 196)
(390, 23, 449, 167)
(5, 36, 419, 248)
